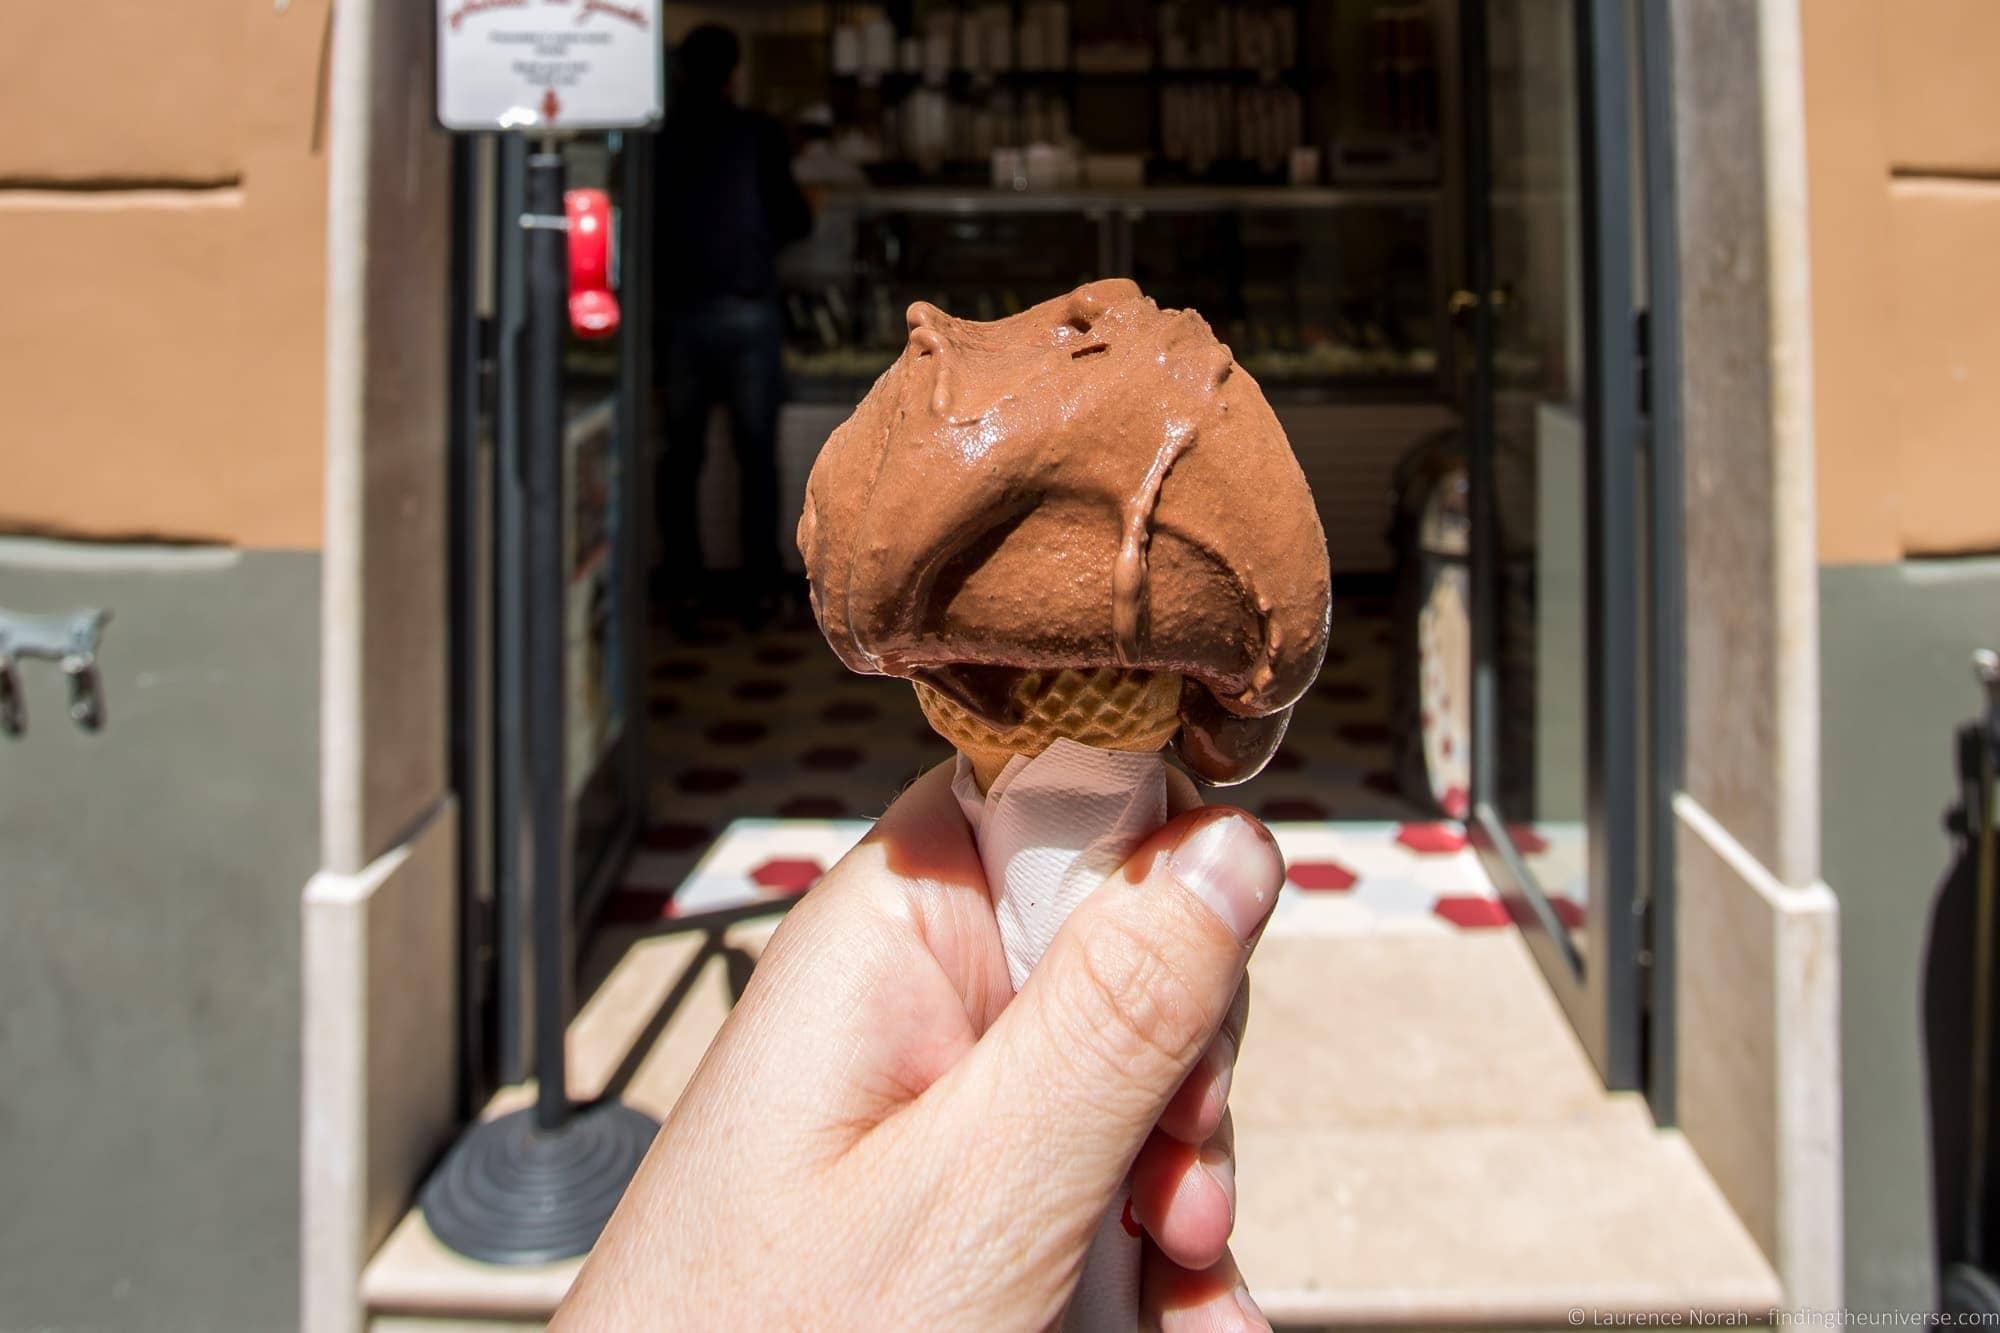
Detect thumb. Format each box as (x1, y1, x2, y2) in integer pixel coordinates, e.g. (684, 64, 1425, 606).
(938, 807, 1282, 1224)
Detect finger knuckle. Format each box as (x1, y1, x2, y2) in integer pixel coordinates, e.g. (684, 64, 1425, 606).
(1058, 916, 1212, 1081)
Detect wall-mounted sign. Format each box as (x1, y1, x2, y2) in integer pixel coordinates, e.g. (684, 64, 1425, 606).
(437, 0, 664, 132)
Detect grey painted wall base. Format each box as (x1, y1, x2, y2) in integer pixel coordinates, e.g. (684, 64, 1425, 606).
(1823, 556, 2000, 1313)
(0, 541, 319, 1331)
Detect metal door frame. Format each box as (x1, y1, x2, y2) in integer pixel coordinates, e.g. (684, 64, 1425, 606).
(448, 133, 496, 1114)
(1637, 0, 1685, 1125)
(563, 131, 653, 934)
(1461, 0, 1657, 1091)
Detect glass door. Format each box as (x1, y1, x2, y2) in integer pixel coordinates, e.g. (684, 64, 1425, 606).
(566, 130, 653, 933)
(458, 130, 656, 1095)
(1461, 0, 1645, 1087)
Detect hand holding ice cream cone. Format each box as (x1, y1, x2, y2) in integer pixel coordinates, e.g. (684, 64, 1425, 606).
(799, 278, 1330, 1329)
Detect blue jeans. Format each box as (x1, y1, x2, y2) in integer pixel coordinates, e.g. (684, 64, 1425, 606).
(658, 295, 785, 585)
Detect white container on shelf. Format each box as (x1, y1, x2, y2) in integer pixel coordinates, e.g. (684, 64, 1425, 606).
(992, 146, 1029, 191)
(906, 88, 951, 171)
(923, 18, 953, 84)
(1237, 9, 1268, 72)
(1018, 15, 1044, 70)
(1023, 141, 1078, 190)
(982, 2, 1013, 71)
(861, 17, 896, 78)
(831, 23, 862, 76)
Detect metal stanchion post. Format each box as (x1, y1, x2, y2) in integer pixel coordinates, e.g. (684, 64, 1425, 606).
(420, 143, 658, 1267)
(523, 146, 576, 1137)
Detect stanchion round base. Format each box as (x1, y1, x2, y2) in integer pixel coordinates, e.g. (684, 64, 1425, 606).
(420, 1101, 659, 1264)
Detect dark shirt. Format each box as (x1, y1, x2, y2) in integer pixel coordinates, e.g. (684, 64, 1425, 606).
(655, 95, 812, 308)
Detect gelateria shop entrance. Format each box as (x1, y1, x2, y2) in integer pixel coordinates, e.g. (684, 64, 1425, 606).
(438, 0, 1684, 1193)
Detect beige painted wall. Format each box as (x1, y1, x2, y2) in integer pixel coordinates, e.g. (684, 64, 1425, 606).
(1804, 0, 2000, 562)
(0, 0, 330, 549)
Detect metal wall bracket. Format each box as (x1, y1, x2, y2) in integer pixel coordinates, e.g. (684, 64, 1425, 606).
(0, 607, 111, 736)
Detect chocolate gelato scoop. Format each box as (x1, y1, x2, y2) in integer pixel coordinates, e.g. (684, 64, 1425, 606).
(797, 278, 1331, 784)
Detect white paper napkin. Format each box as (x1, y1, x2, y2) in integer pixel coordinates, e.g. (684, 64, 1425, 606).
(951, 737, 1169, 1333)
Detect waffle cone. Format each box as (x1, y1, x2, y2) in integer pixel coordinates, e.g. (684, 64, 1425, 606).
(915, 667, 1182, 792)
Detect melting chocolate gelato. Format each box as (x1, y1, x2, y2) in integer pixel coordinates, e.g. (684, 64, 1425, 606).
(797, 278, 1331, 784)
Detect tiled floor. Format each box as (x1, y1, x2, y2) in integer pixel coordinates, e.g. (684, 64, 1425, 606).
(620, 595, 1447, 906)
(614, 595, 1596, 939)
(614, 816, 1504, 934)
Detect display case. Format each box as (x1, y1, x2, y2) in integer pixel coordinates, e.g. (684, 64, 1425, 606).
(1125, 189, 1442, 398)
(817, 1, 1445, 190)
(780, 186, 1444, 404)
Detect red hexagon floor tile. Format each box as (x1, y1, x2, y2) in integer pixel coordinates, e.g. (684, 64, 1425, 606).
(748, 857, 823, 894)
(1288, 860, 1359, 892)
(1396, 822, 1468, 854)
(1433, 895, 1511, 929)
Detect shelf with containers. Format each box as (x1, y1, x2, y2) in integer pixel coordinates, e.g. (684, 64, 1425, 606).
(819, 1, 1444, 189)
(781, 184, 1446, 403)
(1120, 185, 1445, 400)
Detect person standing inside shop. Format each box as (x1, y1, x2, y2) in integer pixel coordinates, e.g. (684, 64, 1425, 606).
(654, 22, 811, 631)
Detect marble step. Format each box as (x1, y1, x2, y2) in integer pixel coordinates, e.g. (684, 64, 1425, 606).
(364, 919, 1779, 1328)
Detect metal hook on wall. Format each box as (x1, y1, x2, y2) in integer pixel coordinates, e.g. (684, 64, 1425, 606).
(0, 607, 112, 737)
(0, 654, 22, 737)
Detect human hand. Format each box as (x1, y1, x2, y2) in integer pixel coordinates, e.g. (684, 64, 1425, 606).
(554, 760, 1283, 1332)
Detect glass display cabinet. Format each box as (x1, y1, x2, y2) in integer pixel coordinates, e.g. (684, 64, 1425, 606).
(780, 186, 1444, 405)
(1123, 188, 1443, 399)
(782, 190, 1108, 399)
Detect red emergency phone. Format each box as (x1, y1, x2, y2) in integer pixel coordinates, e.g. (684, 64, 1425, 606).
(565, 188, 619, 339)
